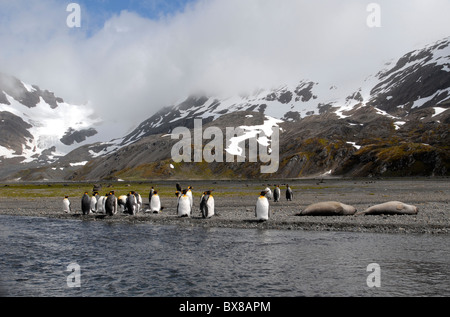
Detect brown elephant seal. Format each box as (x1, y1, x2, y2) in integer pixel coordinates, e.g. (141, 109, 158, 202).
(356, 201, 418, 216)
(297, 201, 357, 216)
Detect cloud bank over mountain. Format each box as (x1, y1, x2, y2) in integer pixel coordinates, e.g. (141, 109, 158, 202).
(1, 0, 449, 138)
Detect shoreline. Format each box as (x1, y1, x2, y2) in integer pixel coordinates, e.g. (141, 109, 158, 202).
(1, 178, 449, 235)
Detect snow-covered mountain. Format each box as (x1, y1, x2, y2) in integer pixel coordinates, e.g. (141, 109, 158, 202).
(119, 36, 450, 146)
(0, 72, 101, 178)
(1, 36, 449, 181)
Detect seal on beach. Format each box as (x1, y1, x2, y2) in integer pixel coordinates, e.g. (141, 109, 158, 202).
(177, 190, 191, 218)
(200, 191, 214, 219)
(105, 192, 118, 216)
(298, 201, 357, 216)
(150, 191, 163, 214)
(286, 185, 293, 201)
(255, 191, 271, 221)
(81, 192, 91, 215)
(63, 196, 71, 213)
(273, 185, 280, 202)
(356, 201, 419, 216)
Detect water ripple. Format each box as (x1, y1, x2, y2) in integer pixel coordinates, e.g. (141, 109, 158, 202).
(0, 215, 449, 297)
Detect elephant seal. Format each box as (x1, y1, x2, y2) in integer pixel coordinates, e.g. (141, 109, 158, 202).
(298, 201, 357, 216)
(356, 201, 418, 216)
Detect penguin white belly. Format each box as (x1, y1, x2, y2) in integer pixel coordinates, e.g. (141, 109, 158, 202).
(264, 188, 273, 200)
(97, 197, 105, 213)
(256, 197, 270, 220)
(274, 188, 280, 202)
(136, 194, 142, 212)
(118, 195, 127, 213)
(178, 196, 191, 217)
(205, 196, 215, 218)
(186, 190, 193, 208)
(63, 199, 71, 213)
(90, 196, 97, 213)
(150, 195, 161, 213)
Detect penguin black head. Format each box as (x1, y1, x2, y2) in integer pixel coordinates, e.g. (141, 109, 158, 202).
(154, 190, 158, 195)
(260, 191, 267, 196)
(175, 191, 180, 197)
(65, 195, 69, 199)
(182, 189, 187, 195)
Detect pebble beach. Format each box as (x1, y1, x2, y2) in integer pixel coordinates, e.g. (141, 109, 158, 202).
(1, 178, 449, 235)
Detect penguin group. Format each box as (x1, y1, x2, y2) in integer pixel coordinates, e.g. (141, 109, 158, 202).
(63, 183, 293, 222)
(72, 190, 142, 216)
(175, 184, 214, 219)
(256, 184, 293, 221)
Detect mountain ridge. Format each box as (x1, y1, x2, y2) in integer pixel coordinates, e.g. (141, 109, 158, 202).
(1, 36, 450, 181)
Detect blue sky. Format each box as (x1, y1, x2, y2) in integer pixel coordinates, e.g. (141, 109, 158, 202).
(74, 0, 197, 32)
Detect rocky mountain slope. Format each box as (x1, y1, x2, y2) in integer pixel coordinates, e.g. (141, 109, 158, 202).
(1, 36, 450, 181)
(0, 72, 101, 179)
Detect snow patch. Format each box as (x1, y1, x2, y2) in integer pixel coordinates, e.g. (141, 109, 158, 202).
(346, 142, 361, 150)
(70, 161, 88, 167)
(226, 116, 283, 157)
(432, 107, 448, 117)
(394, 121, 406, 130)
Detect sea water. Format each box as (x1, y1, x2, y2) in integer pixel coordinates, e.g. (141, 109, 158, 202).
(0, 215, 448, 297)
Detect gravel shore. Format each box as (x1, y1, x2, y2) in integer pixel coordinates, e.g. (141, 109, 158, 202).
(1, 178, 449, 234)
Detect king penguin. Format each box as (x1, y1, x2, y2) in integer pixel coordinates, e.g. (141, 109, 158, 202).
(264, 186, 273, 200)
(105, 191, 118, 216)
(134, 192, 142, 213)
(177, 189, 191, 218)
(126, 192, 137, 215)
(150, 190, 163, 214)
(148, 187, 155, 208)
(90, 192, 98, 213)
(81, 192, 91, 215)
(96, 195, 106, 214)
(286, 184, 293, 201)
(118, 195, 128, 213)
(186, 186, 194, 209)
(63, 196, 71, 213)
(274, 185, 281, 202)
(255, 191, 270, 221)
(200, 190, 215, 219)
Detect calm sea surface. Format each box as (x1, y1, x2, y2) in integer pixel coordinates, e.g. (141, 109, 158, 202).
(0, 215, 448, 297)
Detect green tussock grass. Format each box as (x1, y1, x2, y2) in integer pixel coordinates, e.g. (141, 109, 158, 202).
(0, 182, 337, 199)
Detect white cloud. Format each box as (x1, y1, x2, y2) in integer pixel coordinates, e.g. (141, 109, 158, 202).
(1, 0, 449, 139)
